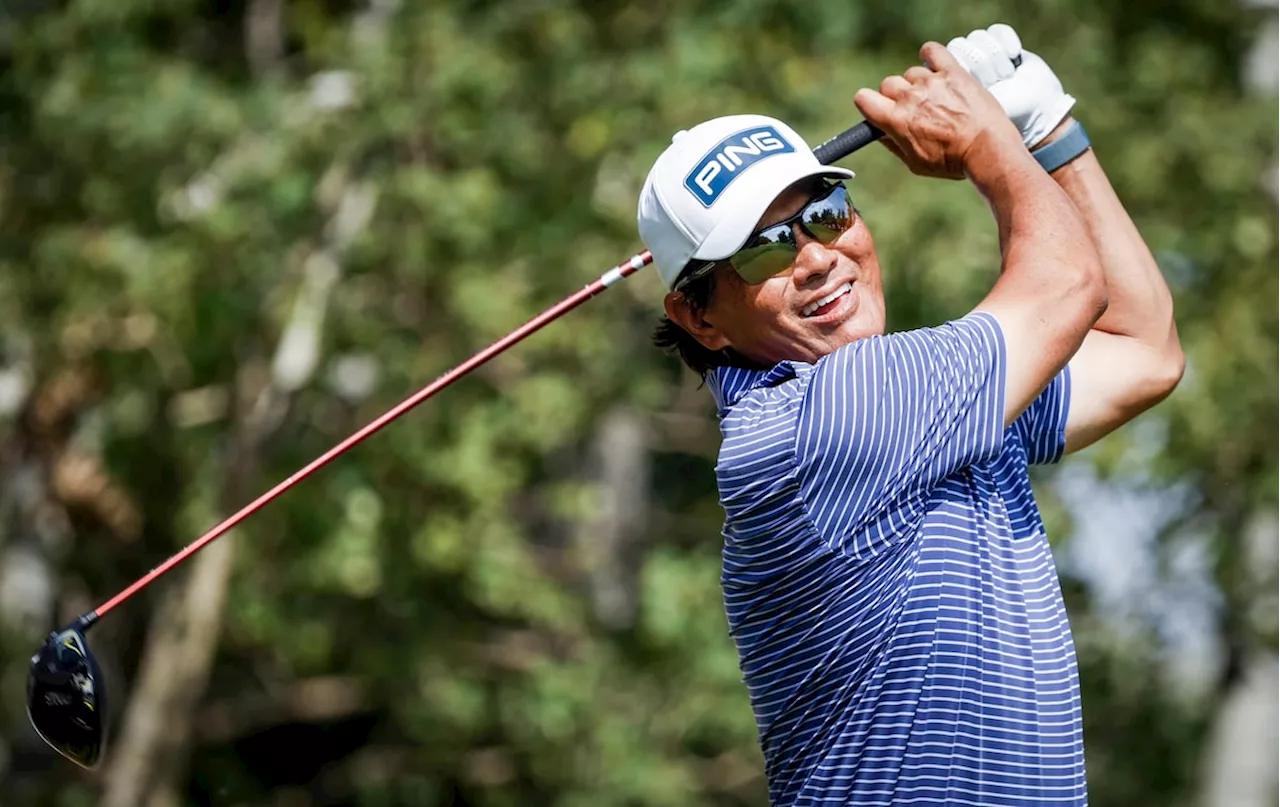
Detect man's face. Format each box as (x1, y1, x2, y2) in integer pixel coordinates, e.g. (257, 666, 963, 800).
(664, 180, 886, 366)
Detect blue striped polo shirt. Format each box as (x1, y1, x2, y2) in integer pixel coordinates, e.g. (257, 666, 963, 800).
(707, 312, 1085, 806)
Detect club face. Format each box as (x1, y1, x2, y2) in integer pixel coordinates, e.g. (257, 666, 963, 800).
(26, 627, 106, 769)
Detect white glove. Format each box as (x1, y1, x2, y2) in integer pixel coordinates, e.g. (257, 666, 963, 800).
(947, 24, 1076, 149)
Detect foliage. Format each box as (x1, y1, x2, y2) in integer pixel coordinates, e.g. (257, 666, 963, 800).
(0, 1, 1274, 805)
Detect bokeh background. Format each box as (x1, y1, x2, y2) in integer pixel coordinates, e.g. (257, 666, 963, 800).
(0, 1, 1276, 805)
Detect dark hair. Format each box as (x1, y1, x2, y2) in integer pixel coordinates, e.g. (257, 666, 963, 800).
(651, 263, 760, 380)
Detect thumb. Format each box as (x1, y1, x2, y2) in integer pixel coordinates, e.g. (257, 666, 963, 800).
(854, 88, 896, 128)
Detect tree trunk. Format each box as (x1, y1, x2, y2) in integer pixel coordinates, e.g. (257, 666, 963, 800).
(98, 176, 376, 807)
(576, 406, 650, 629)
(1199, 651, 1279, 807)
(99, 374, 287, 807)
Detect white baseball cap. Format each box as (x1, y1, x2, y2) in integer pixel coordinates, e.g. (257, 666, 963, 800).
(637, 113, 854, 291)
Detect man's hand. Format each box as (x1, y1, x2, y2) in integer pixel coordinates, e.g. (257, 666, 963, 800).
(854, 42, 1025, 180)
(946, 24, 1076, 150)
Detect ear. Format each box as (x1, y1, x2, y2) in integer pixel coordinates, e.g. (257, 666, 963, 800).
(663, 291, 730, 352)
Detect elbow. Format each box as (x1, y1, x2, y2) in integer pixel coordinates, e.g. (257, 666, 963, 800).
(1153, 338, 1186, 401)
(1136, 350, 1184, 412)
(1136, 333, 1186, 410)
(1111, 340, 1185, 423)
(1147, 312, 1186, 402)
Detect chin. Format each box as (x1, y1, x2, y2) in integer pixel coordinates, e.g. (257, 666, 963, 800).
(835, 309, 883, 343)
(846, 291, 886, 338)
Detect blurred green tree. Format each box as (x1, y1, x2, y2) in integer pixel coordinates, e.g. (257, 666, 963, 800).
(0, 1, 1273, 806)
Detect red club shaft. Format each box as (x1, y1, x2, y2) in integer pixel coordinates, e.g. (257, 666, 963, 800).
(89, 251, 653, 623)
(81, 117, 881, 627)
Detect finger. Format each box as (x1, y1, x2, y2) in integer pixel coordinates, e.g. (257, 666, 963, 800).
(919, 41, 962, 73)
(879, 75, 912, 98)
(987, 23, 1022, 59)
(853, 87, 897, 128)
(945, 36, 975, 73)
(947, 33, 1000, 86)
(968, 28, 1016, 80)
(903, 65, 932, 84)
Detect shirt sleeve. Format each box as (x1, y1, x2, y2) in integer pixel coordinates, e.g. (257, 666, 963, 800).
(795, 311, 1008, 558)
(1011, 365, 1072, 465)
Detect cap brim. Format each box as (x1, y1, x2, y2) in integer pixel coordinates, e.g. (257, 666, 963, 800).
(691, 163, 855, 263)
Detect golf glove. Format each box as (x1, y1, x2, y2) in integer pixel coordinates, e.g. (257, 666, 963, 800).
(946, 24, 1076, 149)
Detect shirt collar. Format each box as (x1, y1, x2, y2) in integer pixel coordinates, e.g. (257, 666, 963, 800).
(707, 360, 802, 413)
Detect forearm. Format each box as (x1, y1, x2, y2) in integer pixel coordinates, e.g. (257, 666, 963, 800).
(1041, 121, 1179, 354)
(1033, 118, 1184, 450)
(966, 130, 1108, 424)
(968, 131, 1106, 310)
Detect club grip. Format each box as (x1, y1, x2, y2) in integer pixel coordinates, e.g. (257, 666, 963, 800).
(812, 121, 883, 165)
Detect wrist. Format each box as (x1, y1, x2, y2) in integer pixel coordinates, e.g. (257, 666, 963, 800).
(1033, 115, 1077, 148)
(963, 126, 1043, 190)
(1031, 118, 1091, 173)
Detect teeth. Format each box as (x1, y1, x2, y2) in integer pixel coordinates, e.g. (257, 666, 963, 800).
(803, 283, 851, 317)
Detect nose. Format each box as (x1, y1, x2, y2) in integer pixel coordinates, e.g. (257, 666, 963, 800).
(789, 229, 838, 288)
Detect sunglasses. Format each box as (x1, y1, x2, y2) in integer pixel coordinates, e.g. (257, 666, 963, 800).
(674, 181, 856, 292)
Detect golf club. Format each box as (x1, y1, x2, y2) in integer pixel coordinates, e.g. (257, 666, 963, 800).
(26, 119, 884, 769)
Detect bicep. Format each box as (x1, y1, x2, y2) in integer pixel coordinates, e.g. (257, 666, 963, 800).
(975, 283, 1101, 430)
(1062, 330, 1182, 454)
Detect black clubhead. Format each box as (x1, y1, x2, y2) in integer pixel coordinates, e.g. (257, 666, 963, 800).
(26, 625, 107, 769)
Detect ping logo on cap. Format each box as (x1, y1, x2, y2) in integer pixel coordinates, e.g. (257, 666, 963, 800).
(684, 125, 795, 207)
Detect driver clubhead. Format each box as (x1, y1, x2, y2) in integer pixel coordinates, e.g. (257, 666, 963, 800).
(26, 626, 107, 769)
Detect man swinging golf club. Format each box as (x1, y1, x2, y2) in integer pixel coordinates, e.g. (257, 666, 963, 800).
(637, 25, 1183, 806)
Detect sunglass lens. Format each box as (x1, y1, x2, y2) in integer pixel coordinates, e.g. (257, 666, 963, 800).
(734, 248, 797, 285)
(730, 226, 797, 284)
(802, 186, 854, 243)
(724, 185, 855, 285)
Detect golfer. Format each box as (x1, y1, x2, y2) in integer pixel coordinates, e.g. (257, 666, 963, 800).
(636, 26, 1183, 806)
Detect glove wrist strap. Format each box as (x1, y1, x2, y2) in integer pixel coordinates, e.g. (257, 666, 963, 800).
(1031, 119, 1091, 173)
